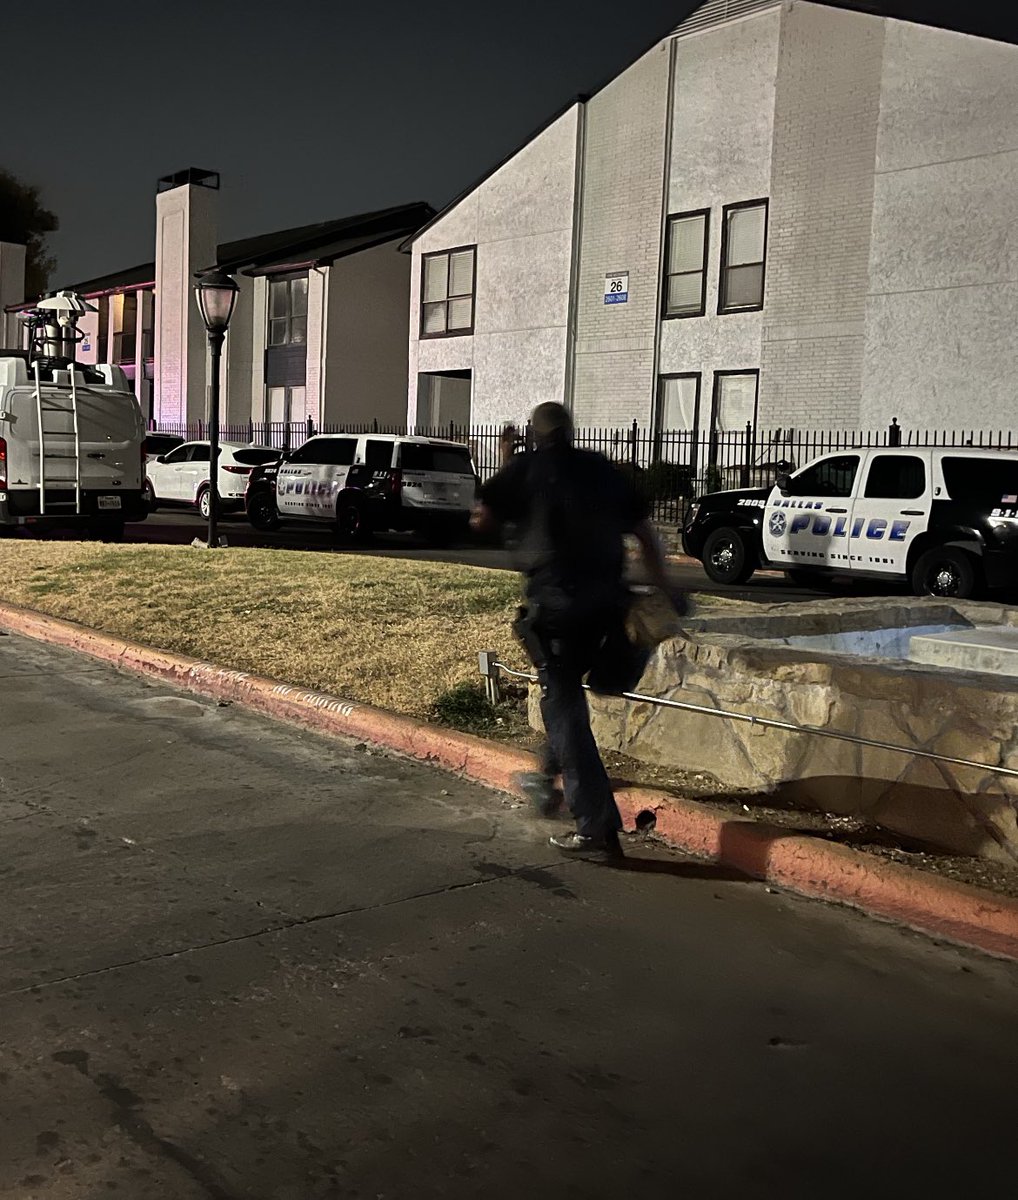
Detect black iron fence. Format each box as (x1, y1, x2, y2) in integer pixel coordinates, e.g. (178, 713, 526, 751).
(148, 417, 1018, 524)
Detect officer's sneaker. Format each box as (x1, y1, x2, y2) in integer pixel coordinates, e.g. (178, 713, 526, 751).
(549, 830, 624, 860)
(514, 772, 564, 819)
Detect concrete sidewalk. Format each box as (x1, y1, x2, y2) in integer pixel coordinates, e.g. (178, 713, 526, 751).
(1, 633, 1017, 1199)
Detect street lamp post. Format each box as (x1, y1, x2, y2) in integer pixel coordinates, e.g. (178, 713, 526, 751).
(194, 270, 240, 549)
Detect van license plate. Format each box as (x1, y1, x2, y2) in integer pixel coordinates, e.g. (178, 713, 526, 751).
(97, 496, 122, 510)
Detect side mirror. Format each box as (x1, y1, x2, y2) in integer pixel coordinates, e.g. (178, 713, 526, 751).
(775, 473, 793, 496)
(156, 454, 167, 464)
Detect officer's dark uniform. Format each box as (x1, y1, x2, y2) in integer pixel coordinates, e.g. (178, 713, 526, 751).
(480, 440, 649, 843)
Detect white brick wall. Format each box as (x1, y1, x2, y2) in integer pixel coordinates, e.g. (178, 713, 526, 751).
(407, 105, 580, 426)
(571, 42, 672, 428)
(759, 2, 885, 429)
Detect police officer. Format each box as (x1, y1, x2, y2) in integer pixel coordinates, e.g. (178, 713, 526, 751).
(472, 402, 679, 857)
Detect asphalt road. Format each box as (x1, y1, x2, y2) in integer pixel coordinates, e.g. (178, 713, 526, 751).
(127, 510, 836, 604)
(2, 633, 1018, 1198)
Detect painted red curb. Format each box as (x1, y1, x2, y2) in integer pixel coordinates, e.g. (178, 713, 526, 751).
(3, 599, 1018, 961)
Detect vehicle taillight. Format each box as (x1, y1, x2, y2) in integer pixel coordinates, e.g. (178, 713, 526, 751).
(223, 465, 252, 474)
(0, 436, 6, 488)
(389, 469, 402, 497)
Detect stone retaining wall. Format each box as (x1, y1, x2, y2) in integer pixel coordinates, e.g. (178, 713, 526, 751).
(554, 598, 1018, 864)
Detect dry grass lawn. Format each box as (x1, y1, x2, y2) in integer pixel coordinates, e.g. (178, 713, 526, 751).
(0, 540, 522, 718)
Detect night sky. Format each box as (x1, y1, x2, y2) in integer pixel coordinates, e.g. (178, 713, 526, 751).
(3, 1, 1014, 287)
(3, 0, 689, 285)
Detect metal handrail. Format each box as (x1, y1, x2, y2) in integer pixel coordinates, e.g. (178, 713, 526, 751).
(481, 658, 1018, 780)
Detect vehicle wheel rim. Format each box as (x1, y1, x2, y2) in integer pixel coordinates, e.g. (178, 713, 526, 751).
(710, 540, 736, 573)
(252, 497, 272, 525)
(928, 562, 961, 596)
(339, 506, 360, 536)
(199, 493, 209, 519)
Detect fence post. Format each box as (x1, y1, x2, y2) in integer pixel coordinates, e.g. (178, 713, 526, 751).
(372, 418, 379, 434)
(630, 419, 639, 472)
(307, 414, 314, 441)
(888, 417, 901, 447)
(741, 420, 753, 488)
(248, 418, 254, 444)
(525, 421, 534, 453)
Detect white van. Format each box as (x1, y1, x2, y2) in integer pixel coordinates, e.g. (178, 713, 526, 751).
(0, 353, 147, 537)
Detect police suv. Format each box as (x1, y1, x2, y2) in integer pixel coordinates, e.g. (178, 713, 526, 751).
(682, 447, 1018, 598)
(245, 432, 478, 541)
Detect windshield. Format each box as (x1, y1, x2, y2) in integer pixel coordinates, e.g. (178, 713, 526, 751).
(942, 457, 1018, 506)
(399, 444, 474, 475)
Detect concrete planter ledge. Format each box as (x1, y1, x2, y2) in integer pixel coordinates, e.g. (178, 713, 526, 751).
(586, 596, 1018, 865)
(2, 599, 1018, 961)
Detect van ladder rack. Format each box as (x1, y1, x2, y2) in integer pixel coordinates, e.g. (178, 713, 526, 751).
(33, 360, 82, 515)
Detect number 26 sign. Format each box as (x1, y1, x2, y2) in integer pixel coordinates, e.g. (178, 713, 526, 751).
(604, 272, 629, 305)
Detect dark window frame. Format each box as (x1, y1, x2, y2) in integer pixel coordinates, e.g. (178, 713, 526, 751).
(662, 210, 710, 320)
(419, 245, 477, 340)
(364, 439, 397, 470)
(710, 369, 760, 434)
(111, 292, 139, 365)
(655, 372, 702, 435)
(718, 198, 769, 315)
(267, 273, 310, 348)
(863, 453, 928, 500)
(793, 453, 862, 499)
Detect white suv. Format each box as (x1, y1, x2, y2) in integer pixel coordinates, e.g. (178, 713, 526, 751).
(146, 441, 281, 518)
(683, 446, 1018, 598)
(245, 433, 479, 542)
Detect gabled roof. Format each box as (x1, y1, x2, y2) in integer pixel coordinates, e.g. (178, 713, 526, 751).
(55, 261, 155, 297)
(402, 0, 1018, 251)
(7, 202, 437, 310)
(211, 201, 436, 275)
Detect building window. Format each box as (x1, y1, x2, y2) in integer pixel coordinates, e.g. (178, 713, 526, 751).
(719, 200, 767, 313)
(655, 373, 701, 470)
(267, 384, 306, 425)
(268, 275, 309, 346)
(97, 296, 110, 361)
(663, 211, 709, 318)
(421, 247, 476, 338)
(711, 371, 759, 433)
(657, 374, 700, 433)
(112, 293, 138, 364)
(141, 290, 155, 361)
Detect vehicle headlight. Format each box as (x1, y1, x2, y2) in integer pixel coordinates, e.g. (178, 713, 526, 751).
(686, 503, 701, 527)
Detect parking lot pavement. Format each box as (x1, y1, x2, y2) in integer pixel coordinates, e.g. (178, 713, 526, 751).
(2, 631, 1018, 1197)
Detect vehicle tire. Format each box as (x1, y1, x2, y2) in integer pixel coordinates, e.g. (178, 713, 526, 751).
(702, 527, 756, 585)
(247, 489, 281, 531)
(197, 486, 211, 521)
(335, 496, 372, 543)
(911, 545, 982, 599)
(143, 479, 158, 513)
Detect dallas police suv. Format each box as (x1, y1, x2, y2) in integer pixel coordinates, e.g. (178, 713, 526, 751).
(245, 432, 478, 541)
(682, 447, 1018, 598)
